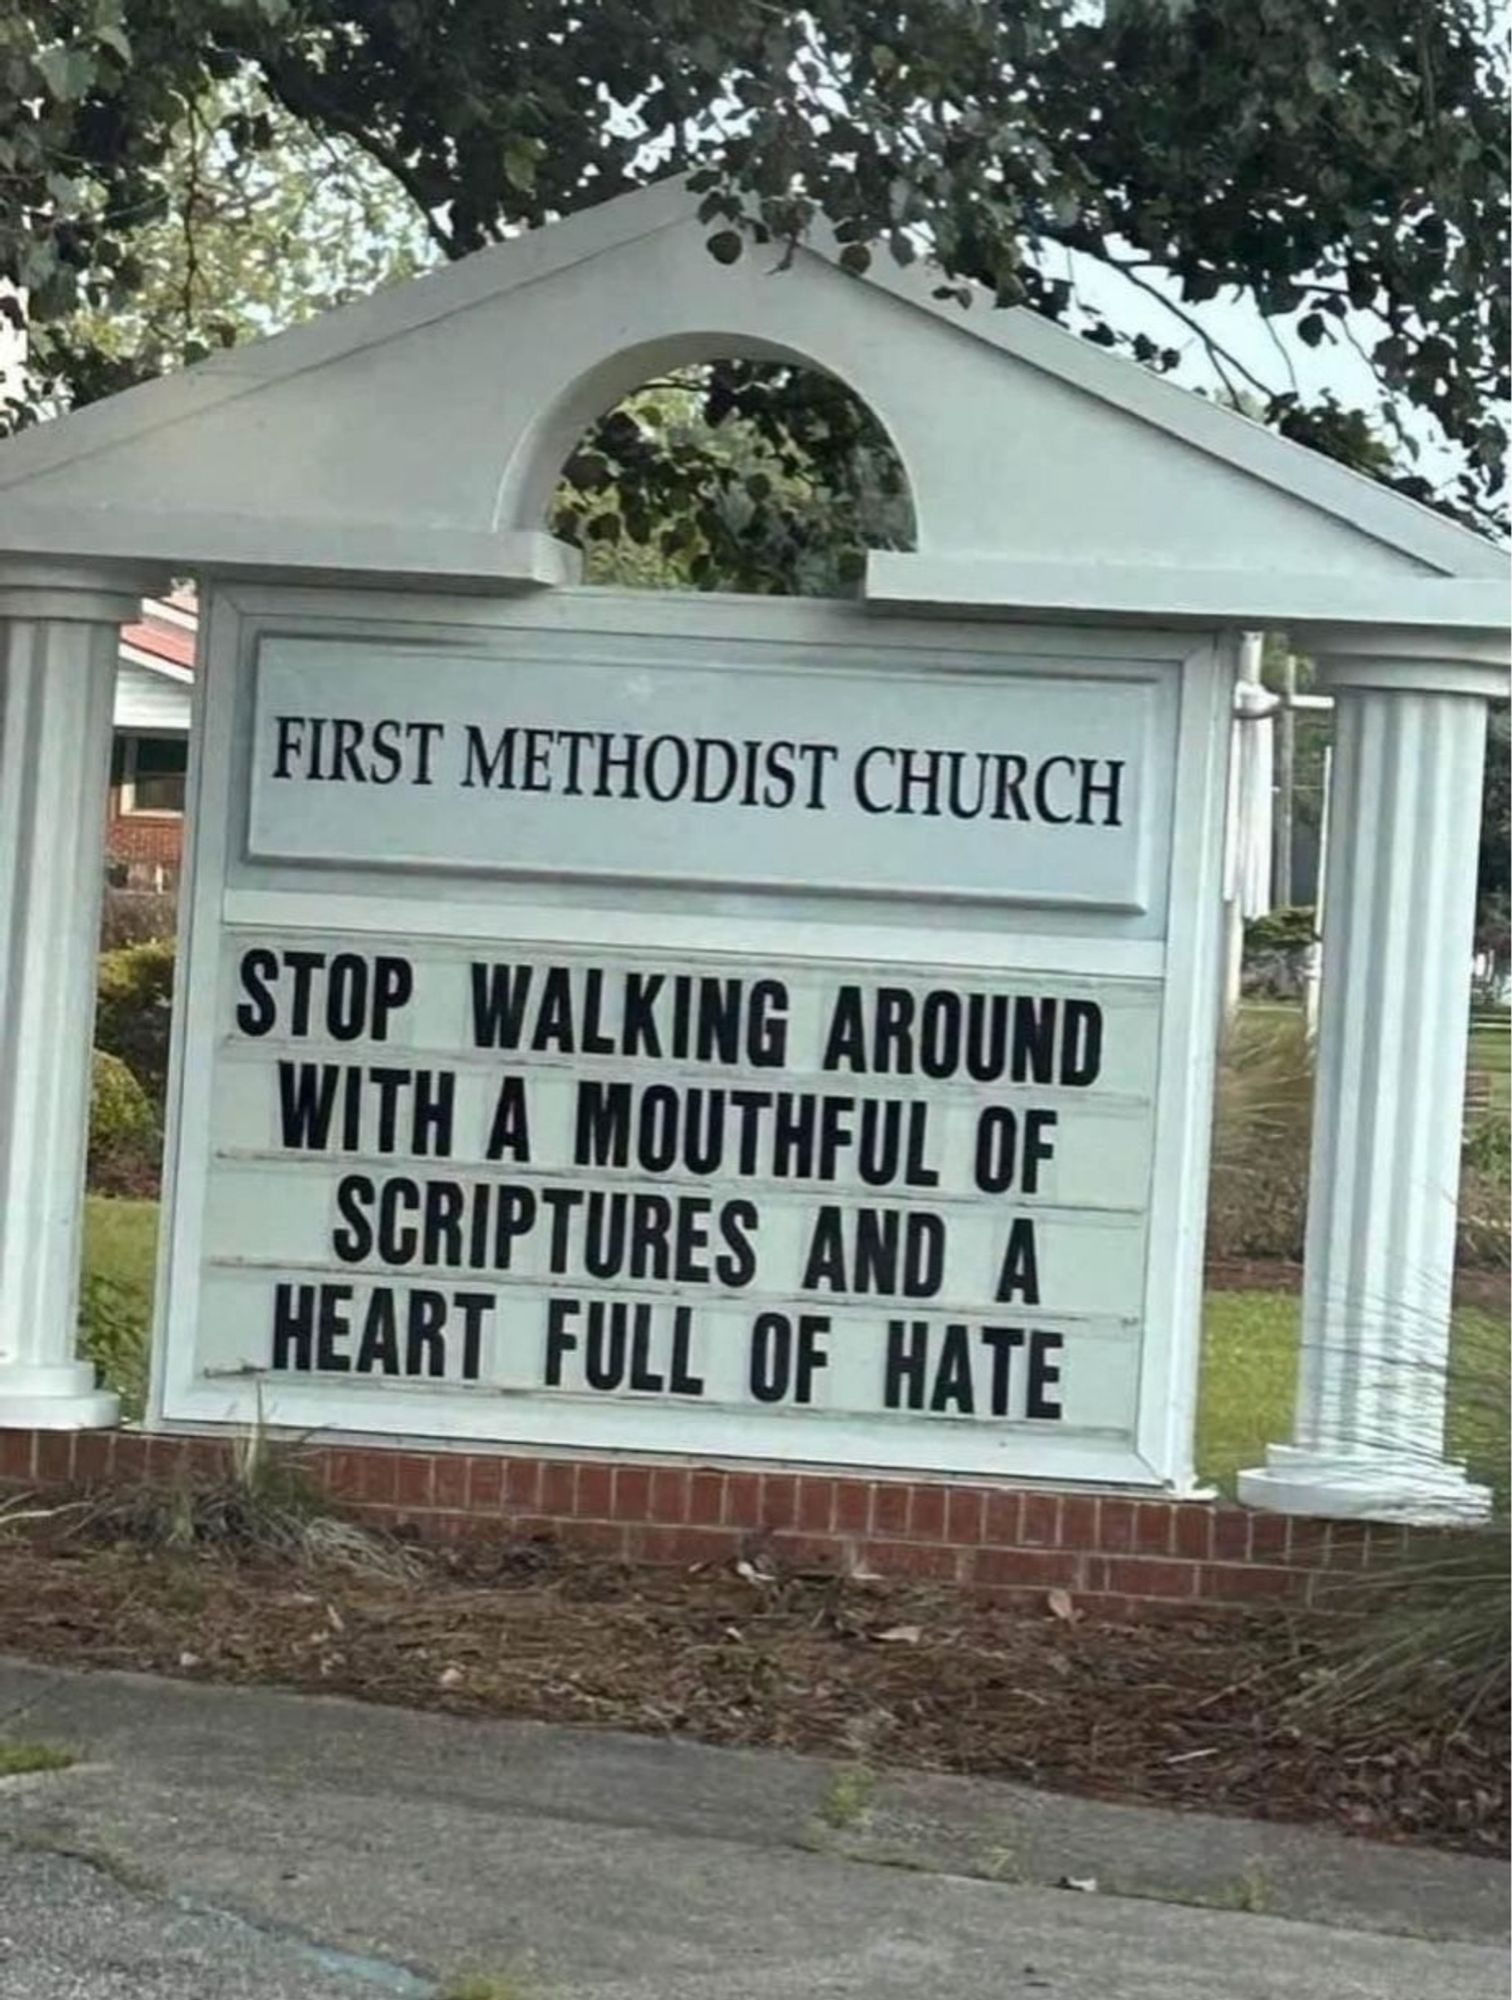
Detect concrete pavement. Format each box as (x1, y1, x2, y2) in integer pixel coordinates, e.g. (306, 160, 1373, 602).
(0, 1658, 1505, 1999)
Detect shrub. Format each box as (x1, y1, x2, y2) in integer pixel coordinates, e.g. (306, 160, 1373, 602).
(87, 1050, 161, 1198)
(1243, 905, 1317, 955)
(95, 939, 176, 1113)
(1207, 1012, 1509, 1270)
(1206, 1012, 1313, 1262)
(78, 1269, 151, 1421)
(100, 887, 177, 950)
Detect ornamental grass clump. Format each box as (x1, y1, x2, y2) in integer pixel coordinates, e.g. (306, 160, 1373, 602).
(1296, 1323, 1509, 1738)
(72, 1419, 423, 1584)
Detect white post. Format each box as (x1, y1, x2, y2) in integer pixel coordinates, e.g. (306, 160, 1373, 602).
(1221, 632, 1271, 1025)
(1301, 744, 1330, 1046)
(1239, 633, 1505, 1522)
(0, 564, 153, 1427)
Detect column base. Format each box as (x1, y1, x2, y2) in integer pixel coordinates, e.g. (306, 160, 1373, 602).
(0, 1361, 119, 1431)
(1238, 1444, 1491, 1525)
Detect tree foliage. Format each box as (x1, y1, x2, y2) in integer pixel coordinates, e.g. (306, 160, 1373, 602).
(2, 0, 1506, 538)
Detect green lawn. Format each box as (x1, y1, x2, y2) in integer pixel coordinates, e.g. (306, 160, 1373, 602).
(82, 1195, 1508, 1495)
(1469, 1018, 1510, 1114)
(83, 1193, 159, 1296)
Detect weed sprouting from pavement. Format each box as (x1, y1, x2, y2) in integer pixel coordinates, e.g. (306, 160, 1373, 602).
(0, 1740, 74, 1777)
(817, 1763, 876, 1829)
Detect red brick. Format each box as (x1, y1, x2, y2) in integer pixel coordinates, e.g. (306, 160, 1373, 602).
(185, 1439, 228, 1484)
(0, 1430, 35, 1483)
(612, 1464, 651, 1519)
(467, 1456, 505, 1511)
(688, 1470, 725, 1526)
(862, 1539, 961, 1582)
(1248, 1512, 1292, 1563)
(540, 1460, 577, 1517)
(1172, 1504, 1213, 1562)
(505, 1458, 543, 1510)
(769, 1531, 844, 1573)
(647, 1467, 689, 1523)
(1133, 1503, 1173, 1556)
(796, 1477, 835, 1533)
(574, 1463, 614, 1519)
(975, 1546, 1081, 1592)
(1097, 1498, 1137, 1552)
(946, 1487, 985, 1546)
(833, 1480, 871, 1534)
(630, 1524, 740, 1568)
(34, 1432, 75, 1485)
(113, 1433, 150, 1481)
(1100, 1557, 1196, 1600)
(1363, 1523, 1410, 1567)
(1059, 1493, 1097, 1550)
(759, 1473, 798, 1530)
(1211, 1509, 1251, 1561)
(1305, 1567, 1370, 1612)
(554, 1518, 629, 1558)
(432, 1455, 469, 1511)
(322, 1450, 365, 1501)
(356, 1451, 398, 1506)
(1018, 1490, 1061, 1546)
(983, 1488, 1022, 1546)
(722, 1471, 762, 1527)
(1200, 1563, 1304, 1602)
(1285, 1518, 1332, 1566)
(393, 1454, 434, 1509)
(908, 1484, 948, 1540)
(1323, 1521, 1370, 1569)
(72, 1432, 115, 1486)
(871, 1480, 910, 1535)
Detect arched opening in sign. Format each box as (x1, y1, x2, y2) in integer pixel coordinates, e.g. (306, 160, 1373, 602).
(543, 358, 916, 597)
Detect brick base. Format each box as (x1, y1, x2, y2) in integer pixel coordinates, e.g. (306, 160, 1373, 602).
(0, 1428, 1428, 1617)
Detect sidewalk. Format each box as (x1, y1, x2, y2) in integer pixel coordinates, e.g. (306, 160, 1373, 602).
(0, 1658, 1505, 1999)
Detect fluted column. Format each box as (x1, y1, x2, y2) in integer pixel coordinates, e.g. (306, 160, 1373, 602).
(1239, 634, 1505, 1522)
(0, 564, 157, 1427)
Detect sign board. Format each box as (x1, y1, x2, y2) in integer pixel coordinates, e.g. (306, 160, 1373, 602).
(155, 589, 1230, 1488)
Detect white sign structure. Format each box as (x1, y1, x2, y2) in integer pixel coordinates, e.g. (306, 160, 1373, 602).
(154, 591, 1229, 1488)
(1, 181, 1502, 1521)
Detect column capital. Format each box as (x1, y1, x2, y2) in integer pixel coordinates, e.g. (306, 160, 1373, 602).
(0, 557, 167, 625)
(1301, 623, 1508, 699)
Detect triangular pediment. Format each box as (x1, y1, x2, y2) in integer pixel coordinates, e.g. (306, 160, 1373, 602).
(0, 177, 1501, 604)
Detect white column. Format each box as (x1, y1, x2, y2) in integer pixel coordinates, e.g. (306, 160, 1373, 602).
(0, 565, 154, 1427)
(1239, 634, 1505, 1523)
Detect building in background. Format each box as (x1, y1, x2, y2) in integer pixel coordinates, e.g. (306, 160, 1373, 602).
(108, 593, 194, 889)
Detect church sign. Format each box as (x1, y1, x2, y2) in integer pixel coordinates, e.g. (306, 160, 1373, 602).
(155, 590, 1228, 1488)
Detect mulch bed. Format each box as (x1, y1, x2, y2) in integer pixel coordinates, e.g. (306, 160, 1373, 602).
(0, 1516, 1504, 1860)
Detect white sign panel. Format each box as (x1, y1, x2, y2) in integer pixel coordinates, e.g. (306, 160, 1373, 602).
(157, 594, 1231, 1489)
(247, 638, 1167, 911)
(192, 935, 1156, 1441)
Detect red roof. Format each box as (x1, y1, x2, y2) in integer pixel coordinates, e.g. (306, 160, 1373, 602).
(121, 595, 197, 671)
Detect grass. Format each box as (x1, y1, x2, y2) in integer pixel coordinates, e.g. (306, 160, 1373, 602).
(816, 1763, 876, 1829)
(0, 1740, 74, 1777)
(1198, 1291, 1510, 1499)
(79, 1195, 1507, 1500)
(82, 1193, 159, 1299)
(1469, 1017, 1510, 1114)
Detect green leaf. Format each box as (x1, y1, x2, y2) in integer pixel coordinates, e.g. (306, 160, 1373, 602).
(34, 44, 96, 104)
